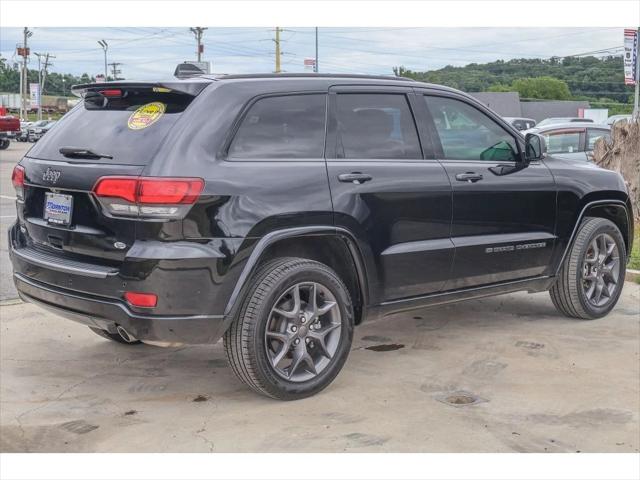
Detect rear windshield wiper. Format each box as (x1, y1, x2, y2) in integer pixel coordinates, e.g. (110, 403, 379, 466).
(59, 147, 113, 160)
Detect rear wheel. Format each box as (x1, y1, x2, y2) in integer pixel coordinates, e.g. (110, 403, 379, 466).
(0, 139, 9, 150)
(224, 257, 354, 400)
(550, 217, 626, 319)
(89, 326, 142, 345)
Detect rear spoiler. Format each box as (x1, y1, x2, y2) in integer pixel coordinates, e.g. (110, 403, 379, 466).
(71, 79, 213, 98)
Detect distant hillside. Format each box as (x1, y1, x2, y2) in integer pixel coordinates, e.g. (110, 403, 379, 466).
(394, 55, 634, 113)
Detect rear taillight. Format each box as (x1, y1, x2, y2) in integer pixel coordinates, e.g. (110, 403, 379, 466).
(11, 165, 25, 200)
(93, 176, 204, 219)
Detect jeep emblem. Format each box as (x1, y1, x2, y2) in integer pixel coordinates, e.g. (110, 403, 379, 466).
(42, 167, 61, 184)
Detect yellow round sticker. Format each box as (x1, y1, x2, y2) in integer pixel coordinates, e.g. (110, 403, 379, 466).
(127, 102, 166, 130)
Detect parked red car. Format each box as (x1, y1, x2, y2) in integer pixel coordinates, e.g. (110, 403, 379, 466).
(0, 115, 21, 149)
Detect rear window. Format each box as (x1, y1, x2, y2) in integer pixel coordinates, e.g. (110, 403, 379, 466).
(27, 88, 196, 165)
(227, 94, 326, 159)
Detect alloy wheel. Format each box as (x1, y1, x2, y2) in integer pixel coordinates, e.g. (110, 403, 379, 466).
(581, 233, 620, 307)
(264, 282, 342, 382)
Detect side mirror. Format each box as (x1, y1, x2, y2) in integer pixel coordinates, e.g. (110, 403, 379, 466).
(524, 133, 546, 162)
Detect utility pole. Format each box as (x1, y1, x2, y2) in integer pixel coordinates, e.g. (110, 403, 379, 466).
(109, 62, 123, 81)
(190, 27, 207, 62)
(98, 40, 108, 79)
(274, 27, 282, 73)
(19, 27, 32, 121)
(634, 27, 640, 121)
(33, 53, 55, 120)
(41, 53, 54, 94)
(315, 27, 319, 73)
(34, 52, 43, 120)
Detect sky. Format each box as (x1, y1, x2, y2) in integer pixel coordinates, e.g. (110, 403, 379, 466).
(0, 27, 627, 79)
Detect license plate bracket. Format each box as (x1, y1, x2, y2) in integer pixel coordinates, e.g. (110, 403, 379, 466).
(44, 192, 73, 226)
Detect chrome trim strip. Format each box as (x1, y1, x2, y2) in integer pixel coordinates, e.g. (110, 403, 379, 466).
(382, 238, 453, 256)
(13, 246, 118, 279)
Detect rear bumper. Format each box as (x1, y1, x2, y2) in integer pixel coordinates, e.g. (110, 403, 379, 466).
(14, 273, 224, 344)
(8, 223, 239, 344)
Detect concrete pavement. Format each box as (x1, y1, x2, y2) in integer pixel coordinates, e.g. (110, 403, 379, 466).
(1, 285, 638, 452)
(0, 141, 638, 453)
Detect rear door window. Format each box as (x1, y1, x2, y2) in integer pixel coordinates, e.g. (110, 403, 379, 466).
(27, 88, 196, 165)
(334, 93, 421, 159)
(227, 94, 326, 159)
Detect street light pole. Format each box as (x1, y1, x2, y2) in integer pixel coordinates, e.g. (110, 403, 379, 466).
(98, 40, 108, 79)
(20, 27, 32, 121)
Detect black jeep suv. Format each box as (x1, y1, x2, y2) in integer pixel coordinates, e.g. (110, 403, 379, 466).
(9, 74, 634, 399)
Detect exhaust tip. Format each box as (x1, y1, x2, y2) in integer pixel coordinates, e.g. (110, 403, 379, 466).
(116, 325, 137, 343)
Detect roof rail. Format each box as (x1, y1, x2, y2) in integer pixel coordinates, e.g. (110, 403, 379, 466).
(212, 73, 415, 82)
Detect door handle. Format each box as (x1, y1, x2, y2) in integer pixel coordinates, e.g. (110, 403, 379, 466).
(455, 172, 483, 183)
(338, 172, 373, 185)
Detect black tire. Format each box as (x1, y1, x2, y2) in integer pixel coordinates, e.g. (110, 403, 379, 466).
(89, 326, 142, 345)
(224, 257, 354, 400)
(0, 139, 9, 150)
(550, 217, 626, 319)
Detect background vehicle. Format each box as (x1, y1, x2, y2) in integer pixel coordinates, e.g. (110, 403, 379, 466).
(503, 116, 536, 131)
(537, 117, 594, 127)
(0, 114, 20, 149)
(524, 122, 610, 161)
(29, 120, 57, 141)
(26, 120, 55, 142)
(16, 121, 33, 142)
(9, 74, 633, 399)
(606, 114, 632, 126)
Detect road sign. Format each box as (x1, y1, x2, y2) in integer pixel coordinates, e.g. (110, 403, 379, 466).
(624, 29, 637, 85)
(304, 58, 316, 70)
(29, 83, 40, 109)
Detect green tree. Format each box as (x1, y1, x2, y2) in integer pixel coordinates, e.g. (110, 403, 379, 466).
(394, 55, 632, 112)
(487, 83, 512, 92)
(510, 76, 571, 100)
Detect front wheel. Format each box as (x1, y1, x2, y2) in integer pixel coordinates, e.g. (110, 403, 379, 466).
(550, 217, 626, 319)
(224, 257, 354, 400)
